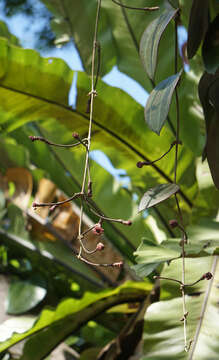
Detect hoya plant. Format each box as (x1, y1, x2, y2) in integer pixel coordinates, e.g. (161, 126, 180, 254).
(0, 0, 218, 359)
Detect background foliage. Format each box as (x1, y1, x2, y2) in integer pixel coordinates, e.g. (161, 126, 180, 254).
(0, 0, 218, 359)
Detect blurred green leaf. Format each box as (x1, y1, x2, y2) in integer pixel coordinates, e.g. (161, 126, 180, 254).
(202, 14, 219, 74)
(6, 277, 47, 315)
(0, 20, 20, 46)
(198, 71, 219, 188)
(168, 0, 179, 8)
(0, 281, 150, 354)
(0, 190, 5, 210)
(0, 316, 36, 343)
(187, 0, 209, 59)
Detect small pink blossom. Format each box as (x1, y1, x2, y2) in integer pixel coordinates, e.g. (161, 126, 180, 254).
(92, 224, 104, 235)
(96, 242, 104, 251)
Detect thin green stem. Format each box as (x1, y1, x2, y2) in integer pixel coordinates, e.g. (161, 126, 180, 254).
(173, 14, 188, 352)
(78, 0, 102, 256)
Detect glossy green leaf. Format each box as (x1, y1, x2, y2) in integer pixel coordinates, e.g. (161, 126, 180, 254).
(6, 279, 47, 315)
(202, 14, 219, 74)
(144, 71, 183, 135)
(140, 8, 178, 80)
(187, 0, 209, 59)
(0, 281, 150, 353)
(138, 183, 179, 212)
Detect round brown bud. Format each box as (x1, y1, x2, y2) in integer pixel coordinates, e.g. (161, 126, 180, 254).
(136, 161, 143, 168)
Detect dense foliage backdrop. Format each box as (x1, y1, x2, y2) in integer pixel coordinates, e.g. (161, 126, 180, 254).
(0, 0, 219, 359)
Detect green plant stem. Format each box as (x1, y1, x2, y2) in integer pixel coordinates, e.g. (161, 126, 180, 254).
(78, 0, 102, 258)
(173, 14, 188, 352)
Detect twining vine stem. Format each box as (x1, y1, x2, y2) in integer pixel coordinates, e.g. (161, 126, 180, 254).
(30, 0, 134, 268)
(77, 0, 102, 258)
(173, 12, 188, 352)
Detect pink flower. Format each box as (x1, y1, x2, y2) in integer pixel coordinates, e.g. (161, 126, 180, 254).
(92, 224, 104, 235)
(96, 242, 104, 251)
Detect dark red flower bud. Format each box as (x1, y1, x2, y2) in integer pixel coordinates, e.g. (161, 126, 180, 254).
(136, 161, 143, 168)
(72, 132, 79, 139)
(201, 272, 213, 280)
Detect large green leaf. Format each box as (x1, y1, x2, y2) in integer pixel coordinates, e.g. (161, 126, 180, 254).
(134, 219, 219, 277)
(40, 0, 205, 160)
(0, 281, 151, 353)
(140, 8, 178, 80)
(42, 0, 177, 90)
(0, 20, 20, 46)
(0, 39, 197, 211)
(142, 255, 219, 359)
